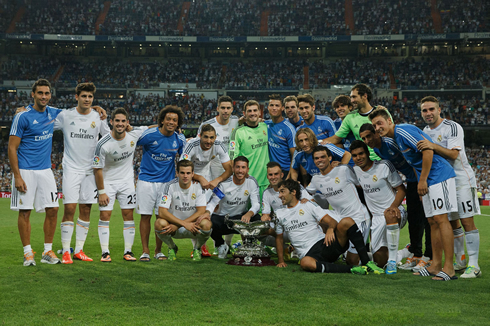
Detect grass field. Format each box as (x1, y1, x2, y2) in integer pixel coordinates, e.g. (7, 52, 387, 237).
(1, 198, 489, 325)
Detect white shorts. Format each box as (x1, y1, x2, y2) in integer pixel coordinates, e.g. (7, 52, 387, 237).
(449, 186, 481, 221)
(370, 206, 407, 253)
(99, 181, 136, 211)
(62, 171, 98, 204)
(421, 178, 458, 218)
(11, 169, 59, 213)
(136, 180, 164, 215)
(171, 226, 201, 240)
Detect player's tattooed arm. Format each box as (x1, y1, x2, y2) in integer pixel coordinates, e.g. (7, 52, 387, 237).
(275, 233, 287, 268)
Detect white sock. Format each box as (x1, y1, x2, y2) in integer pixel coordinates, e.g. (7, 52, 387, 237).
(60, 221, 74, 253)
(224, 234, 233, 246)
(386, 223, 400, 262)
(44, 243, 52, 253)
(465, 229, 480, 268)
(98, 220, 110, 253)
(123, 221, 135, 253)
(195, 229, 212, 249)
(191, 238, 197, 248)
(75, 219, 90, 253)
(156, 230, 176, 249)
(23, 245, 32, 255)
(453, 227, 465, 262)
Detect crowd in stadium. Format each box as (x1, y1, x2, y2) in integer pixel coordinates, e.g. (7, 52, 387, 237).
(2, 56, 490, 91)
(2, 0, 489, 36)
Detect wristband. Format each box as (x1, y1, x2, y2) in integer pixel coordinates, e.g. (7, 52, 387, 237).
(98, 189, 106, 195)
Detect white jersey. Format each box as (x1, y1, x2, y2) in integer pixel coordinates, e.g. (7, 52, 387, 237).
(159, 178, 206, 220)
(198, 116, 239, 179)
(92, 127, 147, 183)
(275, 201, 328, 259)
(54, 108, 110, 174)
(262, 185, 313, 215)
(423, 119, 476, 188)
(354, 160, 403, 216)
(180, 137, 230, 180)
(206, 176, 260, 216)
(307, 165, 368, 224)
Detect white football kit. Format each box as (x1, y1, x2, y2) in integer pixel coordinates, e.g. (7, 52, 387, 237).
(262, 185, 313, 215)
(354, 160, 408, 253)
(424, 119, 480, 219)
(54, 108, 110, 204)
(198, 116, 239, 180)
(181, 137, 230, 182)
(92, 127, 147, 211)
(206, 176, 260, 216)
(307, 165, 370, 253)
(275, 201, 339, 259)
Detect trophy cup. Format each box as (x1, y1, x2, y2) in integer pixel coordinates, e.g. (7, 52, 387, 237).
(224, 214, 276, 266)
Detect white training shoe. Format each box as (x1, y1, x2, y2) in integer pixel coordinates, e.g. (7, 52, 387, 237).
(454, 258, 467, 272)
(396, 244, 411, 264)
(398, 253, 419, 270)
(218, 243, 229, 259)
(411, 256, 431, 272)
(460, 266, 481, 279)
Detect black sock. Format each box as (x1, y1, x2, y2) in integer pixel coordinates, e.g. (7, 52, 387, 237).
(346, 224, 370, 265)
(315, 261, 352, 273)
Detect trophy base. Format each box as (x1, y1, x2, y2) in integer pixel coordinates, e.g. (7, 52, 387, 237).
(226, 256, 276, 267)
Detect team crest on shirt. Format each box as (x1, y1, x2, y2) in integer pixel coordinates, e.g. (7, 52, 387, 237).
(244, 190, 249, 196)
(211, 155, 215, 160)
(318, 126, 322, 132)
(161, 195, 168, 203)
(130, 141, 135, 147)
(263, 130, 267, 136)
(19, 199, 23, 205)
(182, 154, 189, 160)
(335, 177, 340, 184)
(173, 141, 177, 148)
(437, 135, 442, 142)
(94, 156, 100, 164)
(299, 209, 305, 216)
(191, 193, 196, 200)
(278, 129, 283, 135)
(372, 175, 378, 182)
(90, 121, 96, 129)
(388, 149, 394, 156)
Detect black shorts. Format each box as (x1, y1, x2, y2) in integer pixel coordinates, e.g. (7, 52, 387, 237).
(305, 237, 348, 263)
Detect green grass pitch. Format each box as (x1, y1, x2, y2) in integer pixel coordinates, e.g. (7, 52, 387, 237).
(0, 199, 489, 325)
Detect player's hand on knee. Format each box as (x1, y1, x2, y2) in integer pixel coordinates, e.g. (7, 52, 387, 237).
(276, 262, 287, 268)
(183, 221, 199, 234)
(98, 193, 110, 206)
(163, 224, 178, 235)
(15, 177, 27, 193)
(324, 229, 335, 246)
(196, 213, 211, 225)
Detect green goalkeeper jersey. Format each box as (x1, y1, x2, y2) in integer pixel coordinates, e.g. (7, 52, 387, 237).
(335, 107, 392, 161)
(229, 122, 270, 187)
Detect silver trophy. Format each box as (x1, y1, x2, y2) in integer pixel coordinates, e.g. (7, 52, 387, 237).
(224, 214, 276, 266)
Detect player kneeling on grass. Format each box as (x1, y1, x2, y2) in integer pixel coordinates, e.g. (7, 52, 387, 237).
(274, 180, 368, 275)
(154, 160, 212, 261)
(351, 140, 408, 274)
(198, 156, 261, 259)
